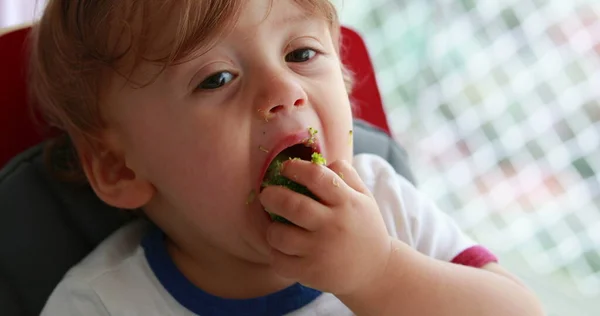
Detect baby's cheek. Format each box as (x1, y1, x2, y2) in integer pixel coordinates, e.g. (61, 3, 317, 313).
(325, 116, 354, 161)
(162, 152, 250, 208)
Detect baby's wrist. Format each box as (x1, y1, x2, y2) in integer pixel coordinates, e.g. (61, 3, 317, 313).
(337, 238, 395, 295)
(336, 238, 420, 310)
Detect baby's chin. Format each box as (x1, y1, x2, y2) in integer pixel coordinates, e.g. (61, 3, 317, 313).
(215, 197, 273, 255)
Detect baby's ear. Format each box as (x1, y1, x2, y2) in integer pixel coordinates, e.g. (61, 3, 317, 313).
(79, 143, 155, 210)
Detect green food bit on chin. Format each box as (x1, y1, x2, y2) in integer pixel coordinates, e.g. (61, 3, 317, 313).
(246, 190, 256, 205)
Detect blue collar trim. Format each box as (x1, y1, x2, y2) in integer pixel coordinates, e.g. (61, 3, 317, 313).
(141, 226, 322, 316)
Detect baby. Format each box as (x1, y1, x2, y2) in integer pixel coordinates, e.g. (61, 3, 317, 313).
(33, 0, 543, 315)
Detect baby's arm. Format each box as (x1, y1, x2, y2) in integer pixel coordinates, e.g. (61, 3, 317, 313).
(337, 243, 543, 316)
(335, 155, 543, 315)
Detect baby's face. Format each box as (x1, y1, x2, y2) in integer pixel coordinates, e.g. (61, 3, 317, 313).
(105, 0, 352, 262)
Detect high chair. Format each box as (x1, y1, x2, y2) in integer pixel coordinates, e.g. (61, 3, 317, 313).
(0, 25, 414, 316)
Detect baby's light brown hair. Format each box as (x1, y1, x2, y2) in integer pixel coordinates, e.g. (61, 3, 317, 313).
(30, 0, 352, 182)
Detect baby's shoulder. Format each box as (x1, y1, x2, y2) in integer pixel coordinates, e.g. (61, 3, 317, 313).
(352, 153, 413, 193)
(351, 153, 428, 224)
(61, 220, 150, 284)
(41, 220, 172, 315)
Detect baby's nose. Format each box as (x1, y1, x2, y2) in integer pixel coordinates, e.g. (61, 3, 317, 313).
(257, 73, 307, 117)
(267, 98, 305, 114)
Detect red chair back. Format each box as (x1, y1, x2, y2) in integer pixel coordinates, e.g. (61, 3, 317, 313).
(340, 27, 390, 134)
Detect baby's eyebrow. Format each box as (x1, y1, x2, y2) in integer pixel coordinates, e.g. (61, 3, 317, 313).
(271, 13, 314, 28)
(162, 45, 217, 83)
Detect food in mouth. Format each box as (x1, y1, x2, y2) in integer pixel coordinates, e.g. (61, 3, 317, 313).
(261, 132, 326, 224)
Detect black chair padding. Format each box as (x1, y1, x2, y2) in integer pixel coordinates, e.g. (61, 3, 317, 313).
(0, 146, 134, 316)
(0, 119, 414, 316)
(352, 120, 415, 184)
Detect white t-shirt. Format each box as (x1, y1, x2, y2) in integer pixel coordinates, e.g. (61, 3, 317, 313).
(41, 153, 497, 316)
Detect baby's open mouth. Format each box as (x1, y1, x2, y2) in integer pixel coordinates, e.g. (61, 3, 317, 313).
(261, 141, 326, 224)
(262, 143, 318, 192)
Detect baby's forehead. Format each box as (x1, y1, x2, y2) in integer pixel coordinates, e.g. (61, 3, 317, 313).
(103, 0, 337, 85)
(107, 1, 240, 66)
(142, 0, 334, 62)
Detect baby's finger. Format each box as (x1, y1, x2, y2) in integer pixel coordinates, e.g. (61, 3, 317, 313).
(260, 185, 330, 231)
(327, 160, 370, 195)
(280, 159, 350, 205)
(267, 222, 313, 256)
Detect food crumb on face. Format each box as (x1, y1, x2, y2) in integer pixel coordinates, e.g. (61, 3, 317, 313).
(349, 129, 353, 145)
(258, 109, 273, 122)
(307, 126, 318, 144)
(246, 190, 256, 205)
(311, 152, 326, 165)
(333, 178, 340, 187)
(338, 171, 344, 180)
(259, 145, 269, 153)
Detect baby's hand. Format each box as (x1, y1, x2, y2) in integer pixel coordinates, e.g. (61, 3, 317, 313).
(259, 159, 392, 295)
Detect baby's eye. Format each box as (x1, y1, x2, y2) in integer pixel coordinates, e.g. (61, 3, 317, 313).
(198, 71, 235, 90)
(285, 48, 317, 63)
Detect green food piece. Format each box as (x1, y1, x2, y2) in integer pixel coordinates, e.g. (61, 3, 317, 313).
(246, 190, 256, 205)
(307, 126, 318, 144)
(311, 152, 326, 165)
(262, 151, 325, 224)
(349, 130, 353, 145)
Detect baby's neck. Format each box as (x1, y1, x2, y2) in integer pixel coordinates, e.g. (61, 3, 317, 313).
(166, 237, 295, 299)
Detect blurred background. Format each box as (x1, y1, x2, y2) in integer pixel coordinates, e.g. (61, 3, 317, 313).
(2, 0, 599, 315)
(332, 1, 600, 315)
